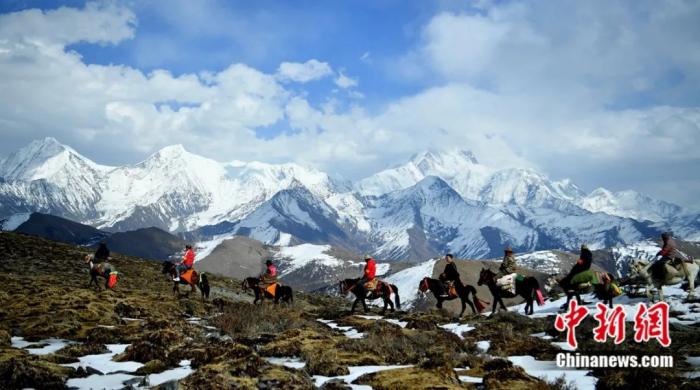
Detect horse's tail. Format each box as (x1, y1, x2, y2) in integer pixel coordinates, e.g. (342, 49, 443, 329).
(467, 284, 487, 313)
(530, 278, 545, 306)
(391, 284, 401, 310)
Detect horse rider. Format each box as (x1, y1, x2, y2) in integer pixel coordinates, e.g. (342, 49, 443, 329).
(560, 244, 593, 289)
(438, 253, 461, 297)
(359, 255, 377, 294)
(495, 246, 518, 294)
(173, 244, 195, 282)
(260, 259, 278, 295)
(653, 231, 690, 280)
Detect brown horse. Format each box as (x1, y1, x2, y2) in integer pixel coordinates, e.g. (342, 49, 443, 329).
(162, 261, 198, 297)
(339, 278, 400, 314)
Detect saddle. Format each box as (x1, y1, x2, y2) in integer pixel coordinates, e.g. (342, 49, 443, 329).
(445, 281, 457, 298)
(364, 279, 390, 297)
(261, 283, 278, 296)
(180, 269, 197, 285)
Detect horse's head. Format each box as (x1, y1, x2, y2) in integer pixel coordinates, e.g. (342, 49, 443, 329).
(161, 261, 174, 275)
(84, 254, 93, 264)
(477, 268, 494, 286)
(418, 277, 430, 293)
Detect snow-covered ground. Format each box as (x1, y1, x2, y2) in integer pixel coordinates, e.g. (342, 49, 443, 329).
(11, 337, 73, 355)
(384, 258, 438, 308)
(511, 283, 700, 326)
(509, 356, 596, 389)
(275, 243, 353, 276)
(439, 323, 475, 340)
(312, 365, 412, 389)
(317, 319, 364, 339)
(264, 356, 307, 369)
(355, 314, 408, 328)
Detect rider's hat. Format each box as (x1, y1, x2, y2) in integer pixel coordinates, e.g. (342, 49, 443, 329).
(504, 246, 513, 253)
(265, 259, 273, 265)
(363, 255, 372, 261)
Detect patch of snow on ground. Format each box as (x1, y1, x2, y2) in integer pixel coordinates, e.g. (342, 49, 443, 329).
(354, 315, 408, 328)
(276, 244, 348, 275)
(146, 360, 194, 387)
(476, 340, 491, 353)
(313, 365, 412, 388)
(439, 323, 475, 339)
(317, 319, 365, 339)
(384, 258, 438, 308)
(458, 375, 483, 384)
(66, 373, 137, 390)
(509, 356, 596, 389)
(62, 344, 144, 374)
(530, 332, 554, 340)
(11, 337, 73, 355)
(1, 212, 31, 231)
(264, 357, 307, 369)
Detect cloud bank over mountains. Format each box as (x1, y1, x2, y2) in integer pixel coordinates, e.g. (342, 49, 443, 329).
(0, 1, 698, 208)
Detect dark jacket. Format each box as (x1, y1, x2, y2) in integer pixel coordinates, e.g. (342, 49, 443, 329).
(443, 262, 460, 282)
(568, 247, 593, 276)
(94, 244, 110, 262)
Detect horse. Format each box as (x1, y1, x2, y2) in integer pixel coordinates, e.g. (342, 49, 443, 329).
(418, 277, 481, 317)
(161, 261, 199, 298)
(558, 270, 618, 309)
(339, 278, 400, 314)
(477, 268, 544, 315)
(242, 277, 294, 304)
(628, 258, 699, 302)
(84, 255, 118, 291)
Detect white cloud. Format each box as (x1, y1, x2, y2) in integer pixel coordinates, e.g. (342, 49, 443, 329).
(276, 59, 333, 83)
(334, 71, 358, 89)
(0, 2, 136, 45)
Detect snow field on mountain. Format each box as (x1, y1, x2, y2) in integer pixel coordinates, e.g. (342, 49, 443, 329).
(384, 258, 438, 308)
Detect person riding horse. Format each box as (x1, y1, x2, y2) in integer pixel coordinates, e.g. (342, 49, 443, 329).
(173, 244, 195, 282)
(260, 259, 278, 296)
(652, 232, 690, 280)
(560, 244, 593, 290)
(359, 255, 377, 295)
(495, 246, 518, 294)
(438, 254, 461, 298)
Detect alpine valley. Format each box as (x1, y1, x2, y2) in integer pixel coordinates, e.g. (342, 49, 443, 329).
(1, 138, 699, 265)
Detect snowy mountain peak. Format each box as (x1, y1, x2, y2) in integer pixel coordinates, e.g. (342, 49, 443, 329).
(0, 137, 105, 182)
(579, 188, 684, 222)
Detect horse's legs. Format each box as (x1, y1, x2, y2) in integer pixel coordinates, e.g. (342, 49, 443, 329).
(658, 285, 665, 302)
(351, 298, 359, 314)
(459, 298, 466, 317)
(362, 298, 369, 313)
(436, 298, 443, 309)
(491, 295, 498, 316)
(499, 297, 507, 311)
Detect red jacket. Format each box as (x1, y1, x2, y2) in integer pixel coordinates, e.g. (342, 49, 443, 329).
(364, 258, 376, 280)
(183, 249, 195, 267)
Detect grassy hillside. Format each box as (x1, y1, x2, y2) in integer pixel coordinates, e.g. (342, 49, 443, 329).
(0, 232, 697, 389)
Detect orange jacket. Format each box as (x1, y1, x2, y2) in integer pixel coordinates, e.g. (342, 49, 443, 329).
(364, 258, 376, 280)
(183, 249, 195, 267)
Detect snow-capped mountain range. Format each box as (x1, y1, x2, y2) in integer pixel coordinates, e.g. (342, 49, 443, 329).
(1, 138, 698, 260)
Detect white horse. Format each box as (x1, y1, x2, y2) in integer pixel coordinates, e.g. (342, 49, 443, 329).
(628, 258, 699, 302)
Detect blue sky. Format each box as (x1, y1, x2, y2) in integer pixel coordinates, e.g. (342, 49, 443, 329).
(0, 0, 698, 208)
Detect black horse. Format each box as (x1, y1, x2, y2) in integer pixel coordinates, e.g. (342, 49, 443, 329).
(161, 261, 199, 298)
(477, 268, 543, 315)
(558, 271, 617, 309)
(418, 277, 482, 317)
(339, 278, 400, 314)
(242, 277, 293, 304)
